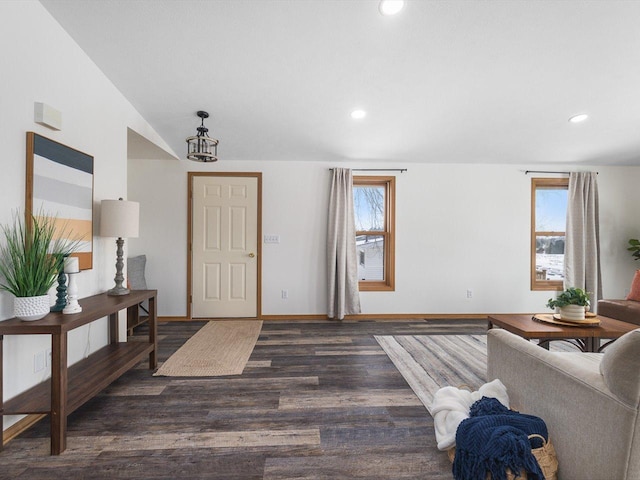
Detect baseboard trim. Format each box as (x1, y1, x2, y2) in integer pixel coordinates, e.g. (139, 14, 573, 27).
(161, 314, 488, 322)
(260, 313, 488, 321)
(3, 414, 46, 446)
(159, 316, 191, 322)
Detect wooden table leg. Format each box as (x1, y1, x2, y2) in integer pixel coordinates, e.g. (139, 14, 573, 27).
(109, 312, 119, 344)
(585, 337, 600, 353)
(149, 295, 157, 369)
(537, 339, 551, 350)
(50, 333, 68, 455)
(127, 306, 138, 337)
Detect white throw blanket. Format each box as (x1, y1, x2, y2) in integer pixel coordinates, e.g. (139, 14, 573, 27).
(430, 379, 510, 450)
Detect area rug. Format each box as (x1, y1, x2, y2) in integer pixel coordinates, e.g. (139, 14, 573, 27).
(154, 320, 263, 376)
(376, 333, 579, 415)
(375, 334, 488, 415)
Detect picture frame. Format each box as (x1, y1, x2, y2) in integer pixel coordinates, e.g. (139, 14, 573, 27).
(26, 132, 94, 270)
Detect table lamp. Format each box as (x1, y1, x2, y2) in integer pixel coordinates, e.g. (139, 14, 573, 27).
(100, 198, 139, 295)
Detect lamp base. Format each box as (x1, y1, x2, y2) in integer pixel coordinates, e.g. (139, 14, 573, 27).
(108, 237, 130, 296)
(108, 285, 130, 296)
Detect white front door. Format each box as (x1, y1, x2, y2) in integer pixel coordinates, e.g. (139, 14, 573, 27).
(191, 175, 259, 318)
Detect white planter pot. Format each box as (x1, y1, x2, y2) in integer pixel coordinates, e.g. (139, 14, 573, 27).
(559, 304, 586, 321)
(14, 295, 50, 321)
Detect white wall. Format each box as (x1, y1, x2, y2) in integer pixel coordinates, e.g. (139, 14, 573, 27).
(0, 1, 171, 429)
(597, 168, 640, 294)
(128, 158, 640, 317)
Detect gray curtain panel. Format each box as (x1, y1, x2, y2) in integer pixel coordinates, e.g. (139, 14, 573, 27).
(564, 172, 602, 307)
(327, 168, 361, 320)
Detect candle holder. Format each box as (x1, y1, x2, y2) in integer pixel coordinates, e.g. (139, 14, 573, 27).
(63, 257, 82, 314)
(51, 261, 68, 312)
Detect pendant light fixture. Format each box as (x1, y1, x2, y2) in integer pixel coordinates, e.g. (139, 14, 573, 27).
(186, 110, 219, 162)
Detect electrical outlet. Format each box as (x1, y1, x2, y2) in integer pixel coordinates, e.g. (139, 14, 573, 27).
(281, 290, 288, 300)
(466, 289, 473, 299)
(34, 351, 45, 373)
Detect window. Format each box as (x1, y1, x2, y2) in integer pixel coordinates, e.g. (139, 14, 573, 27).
(353, 176, 395, 291)
(531, 178, 568, 290)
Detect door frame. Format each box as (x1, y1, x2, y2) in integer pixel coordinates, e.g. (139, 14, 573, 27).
(187, 172, 262, 319)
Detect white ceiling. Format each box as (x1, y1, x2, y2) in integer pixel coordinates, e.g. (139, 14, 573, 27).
(40, 0, 640, 166)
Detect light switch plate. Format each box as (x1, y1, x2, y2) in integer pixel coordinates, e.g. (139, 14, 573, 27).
(264, 234, 280, 244)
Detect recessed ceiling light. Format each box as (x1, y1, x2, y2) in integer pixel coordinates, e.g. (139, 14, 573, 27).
(351, 109, 367, 120)
(379, 0, 404, 16)
(569, 113, 589, 123)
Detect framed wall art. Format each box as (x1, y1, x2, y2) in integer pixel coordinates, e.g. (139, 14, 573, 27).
(26, 132, 94, 270)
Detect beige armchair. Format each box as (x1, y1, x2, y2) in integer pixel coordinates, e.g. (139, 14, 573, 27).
(487, 328, 640, 480)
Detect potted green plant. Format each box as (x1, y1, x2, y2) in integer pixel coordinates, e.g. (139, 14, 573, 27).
(0, 211, 80, 321)
(628, 238, 640, 261)
(546, 287, 591, 321)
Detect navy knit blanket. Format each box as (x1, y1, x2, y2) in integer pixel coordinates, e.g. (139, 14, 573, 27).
(452, 397, 547, 480)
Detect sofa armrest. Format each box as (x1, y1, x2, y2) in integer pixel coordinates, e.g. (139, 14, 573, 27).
(597, 299, 640, 326)
(487, 329, 639, 480)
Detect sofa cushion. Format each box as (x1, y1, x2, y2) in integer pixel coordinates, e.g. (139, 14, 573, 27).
(600, 328, 640, 406)
(627, 270, 640, 301)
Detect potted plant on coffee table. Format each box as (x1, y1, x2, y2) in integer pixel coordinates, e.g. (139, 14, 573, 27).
(546, 287, 591, 321)
(0, 211, 80, 321)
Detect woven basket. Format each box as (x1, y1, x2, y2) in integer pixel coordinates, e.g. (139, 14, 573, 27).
(529, 434, 558, 480)
(447, 434, 558, 480)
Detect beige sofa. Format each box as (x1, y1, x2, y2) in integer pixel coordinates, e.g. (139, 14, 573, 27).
(487, 328, 640, 480)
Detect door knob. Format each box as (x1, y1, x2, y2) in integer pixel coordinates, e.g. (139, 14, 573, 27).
(248, 252, 255, 258)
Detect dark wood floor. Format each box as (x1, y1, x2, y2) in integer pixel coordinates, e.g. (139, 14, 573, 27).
(0, 319, 486, 479)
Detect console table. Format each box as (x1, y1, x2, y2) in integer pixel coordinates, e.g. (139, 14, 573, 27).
(0, 290, 157, 455)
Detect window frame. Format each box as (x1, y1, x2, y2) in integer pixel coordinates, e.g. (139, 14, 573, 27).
(530, 177, 568, 291)
(353, 175, 395, 291)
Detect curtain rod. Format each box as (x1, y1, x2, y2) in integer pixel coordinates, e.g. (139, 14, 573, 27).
(329, 168, 407, 172)
(525, 170, 598, 175)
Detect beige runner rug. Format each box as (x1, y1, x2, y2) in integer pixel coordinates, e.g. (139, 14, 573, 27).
(154, 320, 262, 377)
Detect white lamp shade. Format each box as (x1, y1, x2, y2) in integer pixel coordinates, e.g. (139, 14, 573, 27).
(100, 199, 140, 238)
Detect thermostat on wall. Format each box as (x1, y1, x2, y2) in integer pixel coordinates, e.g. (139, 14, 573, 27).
(34, 102, 62, 131)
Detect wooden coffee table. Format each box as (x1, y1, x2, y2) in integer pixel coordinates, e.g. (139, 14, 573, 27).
(488, 313, 637, 352)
